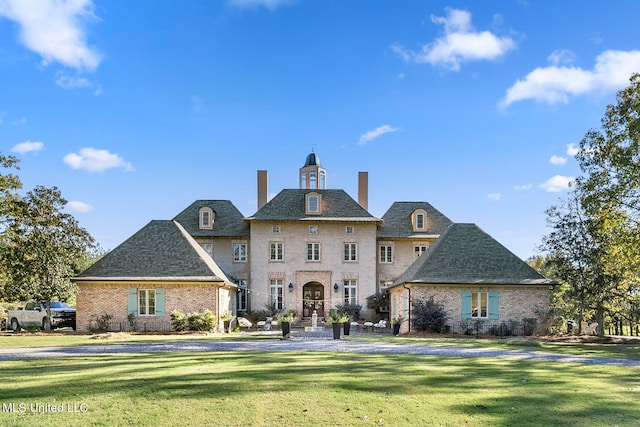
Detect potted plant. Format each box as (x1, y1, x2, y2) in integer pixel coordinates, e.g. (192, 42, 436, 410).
(339, 312, 352, 336)
(327, 308, 342, 339)
(391, 315, 404, 336)
(277, 308, 296, 339)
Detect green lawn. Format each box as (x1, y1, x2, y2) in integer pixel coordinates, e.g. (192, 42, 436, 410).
(1, 341, 639, 426)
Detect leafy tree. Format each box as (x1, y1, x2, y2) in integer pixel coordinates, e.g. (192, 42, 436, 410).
(0, 152, 96, 327)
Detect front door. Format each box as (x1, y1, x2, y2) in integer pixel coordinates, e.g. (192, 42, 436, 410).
(302, 283, 324, 318)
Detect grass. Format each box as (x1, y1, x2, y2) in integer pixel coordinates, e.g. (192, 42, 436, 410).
(0, 349, 639, 426)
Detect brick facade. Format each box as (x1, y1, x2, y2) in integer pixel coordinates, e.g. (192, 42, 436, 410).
(76, 281, 223, 332)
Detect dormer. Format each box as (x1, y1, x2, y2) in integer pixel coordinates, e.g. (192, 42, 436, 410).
(411, 209, 428, 231)
(199, 206, 215, 229)
(305, 192, 321, 215)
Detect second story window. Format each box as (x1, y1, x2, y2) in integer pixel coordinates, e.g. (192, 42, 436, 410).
(379, 245, 393, 263)
(346, 226, 354, 234)
(272, 225, 281, 234)
(270, 242, 284, 261)
(233, 243, 247, 262)
(307, 243, 320, 261)
(309, 225, 318, 234)
(344, 243, 357, 262)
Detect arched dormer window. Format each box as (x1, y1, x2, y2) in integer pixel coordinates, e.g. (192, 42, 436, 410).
(411, 209, 427, 231)
(199, 207, 215, 229)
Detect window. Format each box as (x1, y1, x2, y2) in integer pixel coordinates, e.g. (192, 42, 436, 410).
(272, 225, 280, 234)
(344, 243, 357, 262)
(462, 290, 499, 320)
(307, 243, 320, 261)
(414, 244, 428, 258)
(346, 226, 354, 234)
(270, 242, 284, 261)
(128, 288, 164, 317)
(201, 243, 214, 258)
(309, 225, 318, 234)
(471, 292, 487, 318)
(199, 207, 214, 229)
(319, 170, 326, 189)
(379, 245, 393, 263)
(307, 195, 319, 213)
(270, 279, 284, 310)
(300, 171, 306, 188)
(309, 170, 317, 188)
(233, 243, 247, 262)
(138, 289, 156, 316)
(344, 279, 357, 304)
(411, 209, 428, 231)
(237, 280, 247, 312)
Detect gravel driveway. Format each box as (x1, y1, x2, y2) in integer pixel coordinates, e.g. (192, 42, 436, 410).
(1, 335, 638, 367)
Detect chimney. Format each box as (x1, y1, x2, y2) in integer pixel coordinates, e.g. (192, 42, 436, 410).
(257, 170, 268, 210)
(358, 171, 368, 210)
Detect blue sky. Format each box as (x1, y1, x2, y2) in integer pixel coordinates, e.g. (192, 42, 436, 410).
(2, 0, 640, 260)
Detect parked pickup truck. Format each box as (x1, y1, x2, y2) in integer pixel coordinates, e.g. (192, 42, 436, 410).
(8, 301, 76, 331)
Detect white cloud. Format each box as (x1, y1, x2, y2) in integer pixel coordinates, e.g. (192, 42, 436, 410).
(487, 193, 502, 201)
(548, 49, 576, 66)
(566, 143, 580, 156)
(228, 0, 296, 10)
(11, 140, 43, 154)
(358, 125, 399, 145)
(0, 0, 101, 72)
(514, 184, 533, 191)
(539, 175, 575, 192)
(501, 50, 640, 107)
(63, 147, 133, 172)
(393, 8, 515, 71)
(550, 155, 567, 165)
(66, 200, 93, 213)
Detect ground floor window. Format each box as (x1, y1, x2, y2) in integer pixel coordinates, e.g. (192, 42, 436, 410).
(343, 279, 357, 304)
(462, 290, 499, 320)
(139, 289, 156, 316)
(270, 279, 284, 310)
(237, 280, 248, 311)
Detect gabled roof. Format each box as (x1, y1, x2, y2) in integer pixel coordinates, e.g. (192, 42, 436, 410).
(378, 202, 453, 238)
(73, 220, 233, 284)
(246, 189, 381, 222)
(393, 223, 552, 286)
(173, 200, 249, 237)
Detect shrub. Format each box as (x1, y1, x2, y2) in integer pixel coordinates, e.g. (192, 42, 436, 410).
(171, 310, 216, 332)
(522, 318, 538, 336)
(88, 314, 113, 333)
(335, 303, 362, 321)
(170, 310, 187, 331)
(412, 296, 449, 333)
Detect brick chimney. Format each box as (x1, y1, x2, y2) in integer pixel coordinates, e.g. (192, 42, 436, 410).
(257, 170, 268, 210)
(358, 171, 368, 210)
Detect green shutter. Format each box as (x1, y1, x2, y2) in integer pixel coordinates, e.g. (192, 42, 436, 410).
(461, 291, 472, 319)
(488, 290, 499, 320)
(128, 288, 138, 316)
(391, 294, 396, 319)
(155, 288, 166, 316)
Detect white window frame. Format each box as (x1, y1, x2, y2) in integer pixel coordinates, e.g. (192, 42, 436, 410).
(343, 279, 357, 304)
(346, 226, 354, 234)
(138, 289, 156, 316)
(307, 242, 321, 261)
(237, 280, 248, 312)
(201, 243, 214, 258)
(233, 242, 247, 262)
(344, 242, 358, 262)
(411, 209, 428, 231)
(199, 207, 214, 229)
(471, 292, 488, 318)
(269, 279, 284, 310)
(306, 192, 321, 214)
(379, 245, 393, 263)
(270, 242, 284, 261)
(309, 225, 318, 234)
(272, 225, 281, 234)
(414, 244, 428, 258)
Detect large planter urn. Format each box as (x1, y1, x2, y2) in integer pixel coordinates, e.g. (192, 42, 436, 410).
(281, 321, 291, 339)
(392, 323, 401, 336)
(343, 322, 351, 336)
(332, 322, 341, 340)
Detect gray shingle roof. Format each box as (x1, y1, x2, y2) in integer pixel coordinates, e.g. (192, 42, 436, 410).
(378, 202, 453, 238)
(394, 223, 551, 286)
(173, 200, 249, 237)
(246, 189, 381, 222)
(73, 220, 232, 283)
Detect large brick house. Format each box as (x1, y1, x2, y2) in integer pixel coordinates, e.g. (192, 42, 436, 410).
(73, 152, 551, 333)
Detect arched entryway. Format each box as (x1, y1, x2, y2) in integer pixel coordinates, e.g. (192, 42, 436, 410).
(302, 282, 325, 318)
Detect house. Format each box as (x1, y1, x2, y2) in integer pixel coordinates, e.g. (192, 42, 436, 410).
(73, 152, 551, 333)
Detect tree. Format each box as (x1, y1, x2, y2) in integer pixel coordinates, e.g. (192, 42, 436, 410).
(0, 152, 96, 327)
